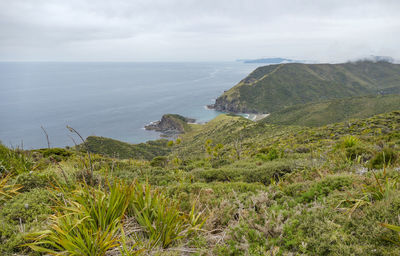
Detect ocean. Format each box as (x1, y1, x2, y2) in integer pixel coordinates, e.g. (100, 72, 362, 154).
(0, 62, 259, 149)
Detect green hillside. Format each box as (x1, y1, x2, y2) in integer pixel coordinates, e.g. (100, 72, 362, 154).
(211, 61, 400, 113)
(1, 111, 400, 255)
(84, 136, 170, 160)
(263, 94, 400, 127)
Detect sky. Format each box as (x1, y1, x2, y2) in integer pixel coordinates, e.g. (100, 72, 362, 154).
(0, 0, 399, 62)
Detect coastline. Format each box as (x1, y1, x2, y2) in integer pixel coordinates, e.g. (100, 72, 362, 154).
(242, 113, 270, 121)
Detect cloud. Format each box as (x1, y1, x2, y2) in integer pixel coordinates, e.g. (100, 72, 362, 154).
(0, 0, 399, 61)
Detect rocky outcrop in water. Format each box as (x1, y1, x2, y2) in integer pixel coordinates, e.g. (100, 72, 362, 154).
(145, 114, 195, 135)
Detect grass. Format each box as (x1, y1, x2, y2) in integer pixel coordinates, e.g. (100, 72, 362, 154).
(0, 143, 33, 175)
(1, 111, 400, 255)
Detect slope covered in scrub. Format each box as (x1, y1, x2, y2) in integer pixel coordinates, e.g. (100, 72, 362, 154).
(262, 94, 400, 127)
(1, 111, 399, 255)
(211, 61, 400, 113)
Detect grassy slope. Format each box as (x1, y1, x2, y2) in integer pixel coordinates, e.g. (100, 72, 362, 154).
(177, 111, 400, 161)
(178, 114, 252, 156)
(216, 61, 400, 113)
(84, 136, 171, 160)
(263, 94, 400, 127)
(1, 111, 400, 255)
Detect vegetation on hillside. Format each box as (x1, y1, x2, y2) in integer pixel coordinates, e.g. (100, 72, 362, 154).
(1, 110, 400, 255)
(211, 61, 400, 113)
(263, 94, 400, 127)
(145, 114, 194, 134)
(83, 136, 171, 160)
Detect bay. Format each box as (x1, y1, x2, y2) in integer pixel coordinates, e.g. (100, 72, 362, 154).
(0, 62, 259, 149)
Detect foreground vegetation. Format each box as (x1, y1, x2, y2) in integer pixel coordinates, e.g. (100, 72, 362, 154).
(1, 110, 400, 255)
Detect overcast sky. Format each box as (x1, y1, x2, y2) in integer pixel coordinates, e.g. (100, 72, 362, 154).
(0, 0, 399, 62)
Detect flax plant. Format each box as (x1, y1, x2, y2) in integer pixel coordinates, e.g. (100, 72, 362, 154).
(25, 180, 135, 256)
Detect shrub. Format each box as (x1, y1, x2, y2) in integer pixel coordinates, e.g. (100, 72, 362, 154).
(0, 187, 51, 254)
(14, 172, 52, 192)
(150, 156, 168, 167)
(35, 148, 73, 162)
(299, 175, 353, 203)
(282, 194, 400, 255)
(0, 188, 52, 225)
(244, 161, 293, 185)
(195, 160, 295, 185)
(194, 168, 240, 183)
(256, 147, 280, 161)
(345, 144, 371, 161)
(369, 148, 398, 169)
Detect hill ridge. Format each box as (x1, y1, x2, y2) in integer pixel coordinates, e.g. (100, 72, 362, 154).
(210, 61, 400, 113)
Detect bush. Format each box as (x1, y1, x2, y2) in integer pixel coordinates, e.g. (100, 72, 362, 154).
(282, 194, 400, 255)
(36, 148, 72, 162)
(244, 161, 294, 185)
(0, 188, 52, 225)
(369, 148, 398, 169)
(195, 160, 295, 185)
(299, 175, 353, 203)
(256, 147, 280, 161)
(344, 144, 371, 161)
(150, 156, 168, 167)
(14, 172, 53, 192)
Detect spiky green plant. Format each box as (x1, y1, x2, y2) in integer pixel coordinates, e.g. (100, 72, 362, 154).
(129, 182, 184, 248)
(337, 135, 359, 148)
(0, 144, 33, 175)
(26, 212, 120, 256)
(128, 182, 204, 249)
(74, 181, 134, 231)
(25, 180, 135, 256)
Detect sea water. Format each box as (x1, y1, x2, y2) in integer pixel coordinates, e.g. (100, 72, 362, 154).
(0, 62, 259, 148)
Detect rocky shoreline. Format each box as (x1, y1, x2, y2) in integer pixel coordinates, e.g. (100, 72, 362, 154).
(207, 95, 259, 114)
(145, 114, 195, 135)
